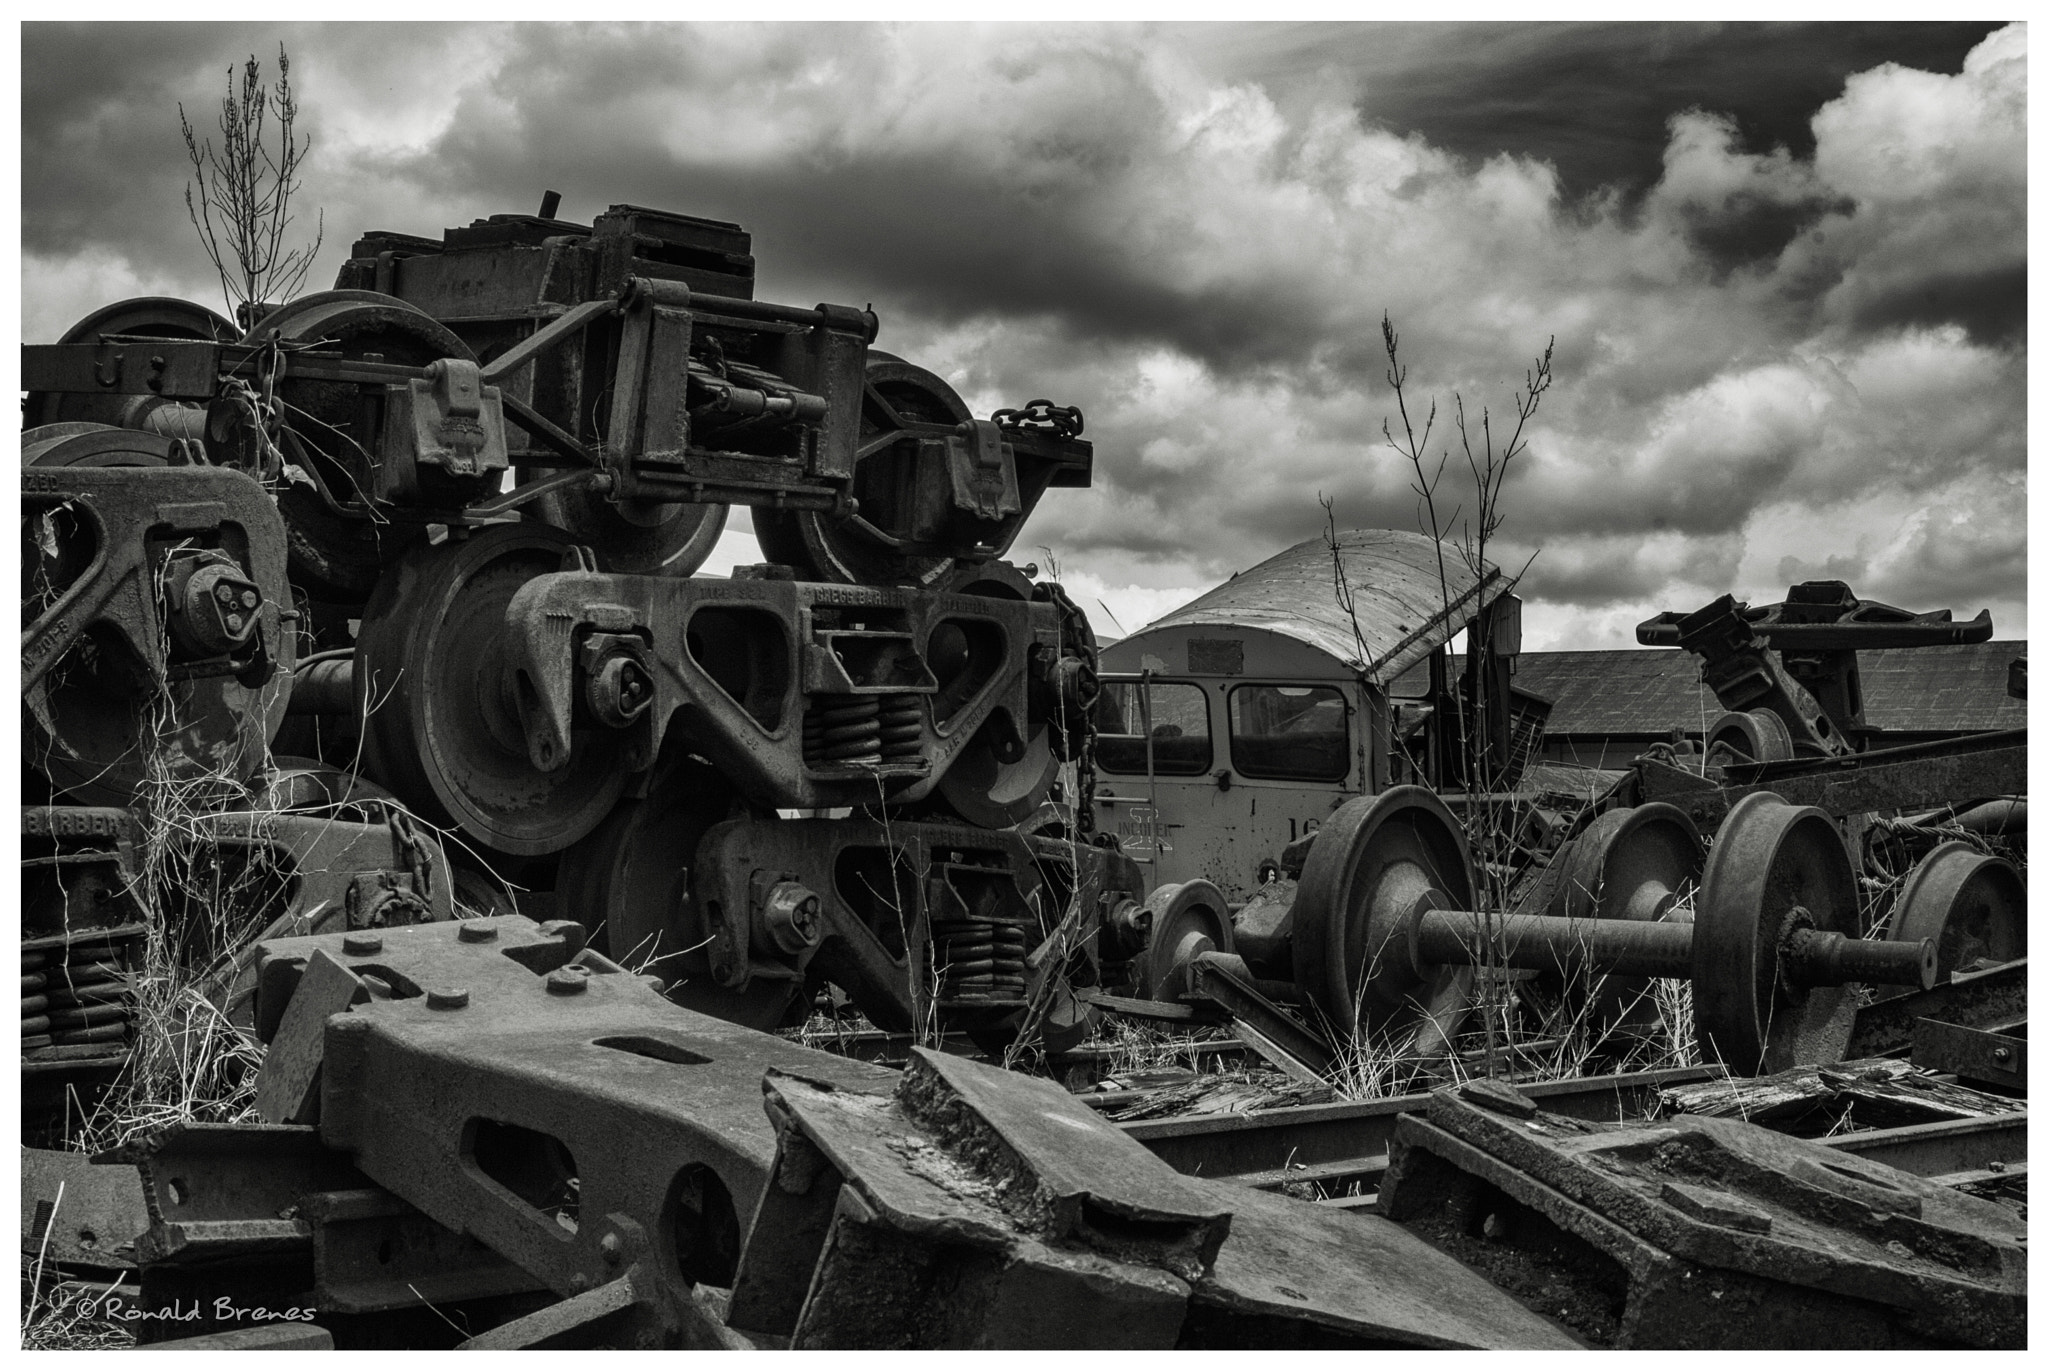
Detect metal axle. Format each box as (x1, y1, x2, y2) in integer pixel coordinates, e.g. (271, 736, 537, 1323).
(1408, 902, 1936, 992)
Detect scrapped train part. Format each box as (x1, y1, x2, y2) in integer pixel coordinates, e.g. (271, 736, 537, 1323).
(99, 914, 1577, 1349)
(1639, 580, 1996, 762)
(1884, 840, 2026, 982)
(1172, 788, 1973, 1075)
(1378, 1080, 2024, 1348)
(21, 806, 146, 1144)
(23, 443, 296, 805)
(21, 192, 1125, 1076)
(18, 191, 2027, 1349)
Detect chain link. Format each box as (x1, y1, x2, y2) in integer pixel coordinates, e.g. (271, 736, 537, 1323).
(992, 398, 1084, 440)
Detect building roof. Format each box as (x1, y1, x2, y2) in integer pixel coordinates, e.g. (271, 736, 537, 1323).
(1133, 529, 1503, 685)
(1517, 640, 2027, 737)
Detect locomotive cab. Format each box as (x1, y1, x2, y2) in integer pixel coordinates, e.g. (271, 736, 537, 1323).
(1090, 530, 1543, 900)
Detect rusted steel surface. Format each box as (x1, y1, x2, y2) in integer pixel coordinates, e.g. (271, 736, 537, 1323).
(1378, 1080, 2025, 1348)
(23, 461, 296, 805)
(734, 1046, 1578, 1348)
(97, 1120, 548, 1342)
(250, 914, 898, 1315)
(1912, 1019, 2025, 1092)
(1636, 730, 2026, 829)
(1823, 1114, 2027, 1177)
(21, 1147, 149, 1271)
(1847, 958, 2026, 1058)
(1117, 1064, 1721, 1181)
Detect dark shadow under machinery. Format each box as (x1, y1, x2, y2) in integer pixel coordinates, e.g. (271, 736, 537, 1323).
(21, 195, 1140, 1058)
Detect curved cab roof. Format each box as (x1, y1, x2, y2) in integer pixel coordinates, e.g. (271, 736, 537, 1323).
(1112, 529, 1503, 685)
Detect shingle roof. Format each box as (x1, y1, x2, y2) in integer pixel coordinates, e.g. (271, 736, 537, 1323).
(1517, 641, 2027, 736)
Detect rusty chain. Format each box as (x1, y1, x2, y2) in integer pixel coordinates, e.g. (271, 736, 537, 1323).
(992, 398, 1084, 440)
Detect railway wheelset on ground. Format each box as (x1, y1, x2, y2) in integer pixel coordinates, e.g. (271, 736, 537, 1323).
(21, 198, 1150, 1078)
(1133, 786, 2025, 1075)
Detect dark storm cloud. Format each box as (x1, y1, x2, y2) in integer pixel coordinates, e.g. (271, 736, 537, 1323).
(1678, 188, 1854, 278)
(1191, 21, 2005, 199)
(19, 21, 2029, 649)
(1849, 264, 2027, 348)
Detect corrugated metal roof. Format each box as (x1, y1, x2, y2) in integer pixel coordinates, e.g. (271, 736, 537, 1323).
(1133, 530, 1502, 685)
(1517, 640, 2027, 736)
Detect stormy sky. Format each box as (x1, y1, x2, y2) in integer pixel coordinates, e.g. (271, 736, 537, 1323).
(20, 21, 2027, 649)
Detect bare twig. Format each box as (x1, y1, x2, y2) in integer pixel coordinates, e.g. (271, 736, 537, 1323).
(180, 44, 324, 322)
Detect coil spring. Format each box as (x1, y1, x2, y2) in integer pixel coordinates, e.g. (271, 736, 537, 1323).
(804, 693, 924, 767)
(876, 694, 923, 761)
(21, 943, 132, 1051)
(931, 916, 1030, 1002)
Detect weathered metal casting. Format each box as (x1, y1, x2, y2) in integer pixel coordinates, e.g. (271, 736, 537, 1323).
(498, 564, 1079, 813)
(96, 1120, 549, 1343)
(246, 913, 899, 1342)
(23, 459, 297, 804)
(688, 816, 1145, 1042)
(727, 1046, 1580, 1349)
(333, 203, 1094, 584)
(1377, 1080, 2025, 1348)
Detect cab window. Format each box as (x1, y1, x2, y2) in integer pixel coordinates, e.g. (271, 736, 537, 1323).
(1093, 681, 1212, 775)
(1229, 685, 1349, 782)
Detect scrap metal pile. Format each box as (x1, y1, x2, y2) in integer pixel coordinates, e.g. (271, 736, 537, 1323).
(19, 196, 2026, 1349)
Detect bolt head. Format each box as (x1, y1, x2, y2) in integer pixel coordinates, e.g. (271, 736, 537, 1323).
(426, 986, 471, 1010)
(342, 933, 383, 955)
(546, 966, 592, 995)
(215, 582, 237, 603)
(457, 920, 499, 943)
(600, 1233, 623, 1264)
(1991, 1046, 2013, 1063)
(241, 590, 259, 609)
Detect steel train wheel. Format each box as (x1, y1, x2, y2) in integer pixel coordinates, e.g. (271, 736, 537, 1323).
(1887, 840, 2025, 981)
(1291, 786, 1476, 1054)
(23, 425, 291, 806)
(1692, 791, 1861, 1075)
(1706, 709, 1794, 764)
(933, 730, 1060, 830)
(554, 757, 801, 1031)
(753, 354, 969, 587)
(1546, 803, 1704, 1040)
(354, 523, 627, 857)
(1140, 880, 1235, 1001)
(523, 481, 728, 578)
(248, 291, 481, 605)
(25, 297, 236, 429)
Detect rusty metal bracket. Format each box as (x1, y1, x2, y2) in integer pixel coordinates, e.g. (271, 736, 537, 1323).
(1912, 1019, 2025, 1092)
